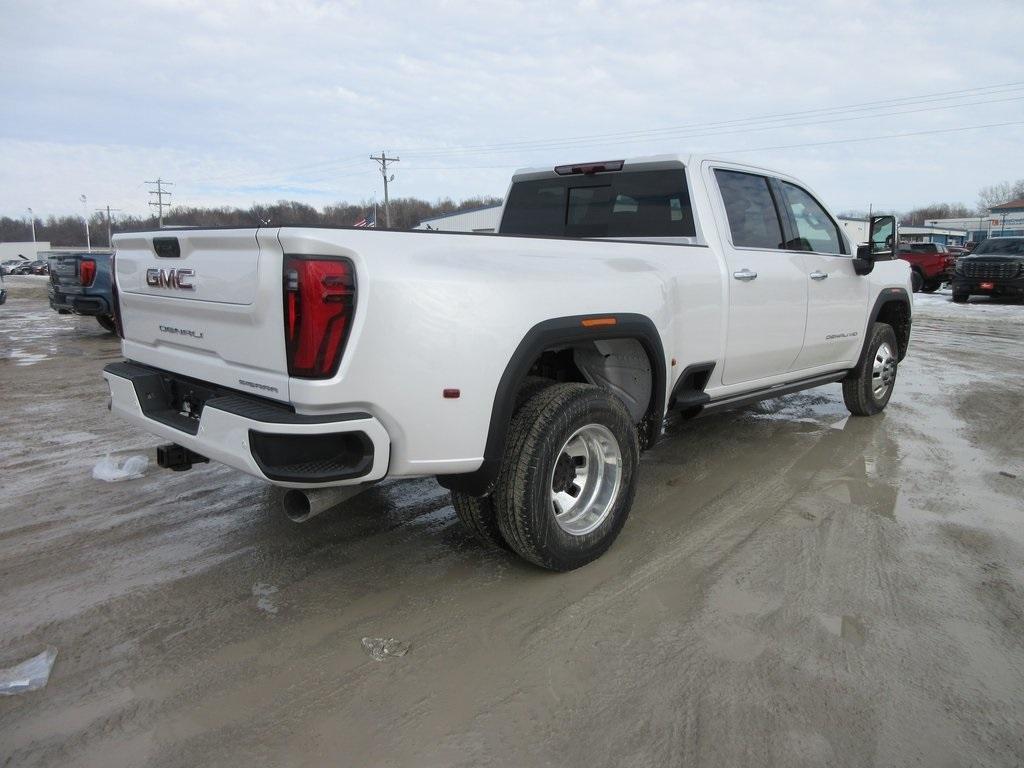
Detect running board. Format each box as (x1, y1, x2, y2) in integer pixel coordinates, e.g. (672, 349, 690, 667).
(697, 371, 847, 416)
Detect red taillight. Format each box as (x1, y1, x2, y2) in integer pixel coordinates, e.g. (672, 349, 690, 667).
(79, 258, 97, 287)
(283, 256, 356, 378)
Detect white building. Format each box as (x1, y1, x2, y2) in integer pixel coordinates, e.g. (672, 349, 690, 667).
(415, 204, 502, 233)
(898, 226, 967, 246)
(926, 198, 1024, 242)
(0, 241, 51, 261)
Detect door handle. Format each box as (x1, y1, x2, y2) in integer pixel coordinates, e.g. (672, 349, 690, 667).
(733, 269, 758, 281)
(810, 271, 829, 281)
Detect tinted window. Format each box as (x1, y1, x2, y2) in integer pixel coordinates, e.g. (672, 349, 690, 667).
(974, 237, 1024, 255)
(500, 170, 695, 238)
(715, 169, 783, 249)
(777, 182, 844, 254)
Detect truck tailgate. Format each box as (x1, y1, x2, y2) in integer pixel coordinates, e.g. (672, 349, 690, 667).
(113, 228, 291, 402)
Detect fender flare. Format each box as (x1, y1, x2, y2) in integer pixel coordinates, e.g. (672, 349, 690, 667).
(851, 287, 912, 375)
(439, 313, 666, 496)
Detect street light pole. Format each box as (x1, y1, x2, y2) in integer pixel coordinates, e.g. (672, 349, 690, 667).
(26, 207, 36, 245)
(79, 194, 91, 250)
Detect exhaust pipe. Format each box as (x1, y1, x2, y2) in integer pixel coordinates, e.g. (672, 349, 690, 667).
(281, 484, 366, 523)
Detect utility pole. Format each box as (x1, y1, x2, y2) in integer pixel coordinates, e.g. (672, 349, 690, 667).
(145, 178, 174, 228)
(96, 205, 122, 248)
(369, 151, 399, 228)
(26, 207, 36, 244)
(79, 194, 91, 250)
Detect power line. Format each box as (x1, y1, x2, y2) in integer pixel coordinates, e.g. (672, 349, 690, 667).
(712, 119, 1024, 155)
(391, 81, 1024, 159)
(397, 92, 1024, 161)
(369, 151, 399, 227)
(145, 178, 173, 227)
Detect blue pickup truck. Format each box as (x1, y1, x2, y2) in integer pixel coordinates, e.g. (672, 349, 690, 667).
(47, 250, 118, 333)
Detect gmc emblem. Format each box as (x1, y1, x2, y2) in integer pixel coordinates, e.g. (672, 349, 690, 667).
(146, 267, 195, 290)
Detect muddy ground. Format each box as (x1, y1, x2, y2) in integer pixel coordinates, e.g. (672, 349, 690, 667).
(2, 275, 1023, 767)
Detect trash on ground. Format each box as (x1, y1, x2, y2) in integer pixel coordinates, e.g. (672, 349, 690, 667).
(361, 637, 410, 662)
(0, 647, 58, 696)
(252, 583, 279, 615)
(998, 470, 1018, 479)
(92, 454, 148, 482)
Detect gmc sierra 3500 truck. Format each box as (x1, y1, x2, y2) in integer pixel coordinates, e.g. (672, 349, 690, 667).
(103, 155, 911, 571)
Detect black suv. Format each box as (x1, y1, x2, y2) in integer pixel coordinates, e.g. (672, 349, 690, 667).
(951, 237, 1024, 303)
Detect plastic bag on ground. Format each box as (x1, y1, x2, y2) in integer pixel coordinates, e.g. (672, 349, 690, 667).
(0, 647, 57, 696)
(361, 637, 410, 662)
(92, 454, 148, 482)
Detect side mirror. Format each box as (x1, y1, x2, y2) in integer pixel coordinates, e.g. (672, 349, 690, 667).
(853, 215, 898, 276)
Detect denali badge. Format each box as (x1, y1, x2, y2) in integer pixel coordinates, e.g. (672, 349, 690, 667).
(159, 324, 204, 339)
(146, 267, 195, 290)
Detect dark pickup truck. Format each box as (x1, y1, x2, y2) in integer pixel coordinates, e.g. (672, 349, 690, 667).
(952, 237, 1024, 303)
(47, 251, 118, 332)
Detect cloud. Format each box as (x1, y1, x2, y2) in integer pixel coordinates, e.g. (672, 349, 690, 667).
(1, 0, 1022, 216)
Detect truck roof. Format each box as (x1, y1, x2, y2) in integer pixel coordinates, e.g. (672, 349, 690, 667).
(509, 153, 787, 183)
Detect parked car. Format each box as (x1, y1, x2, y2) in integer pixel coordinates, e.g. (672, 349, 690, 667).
(29, 260, 49, 275)
(897, 242, 956, 293)
(0, 271, 6, 305)
(951, 236, 1024, 303)
(1, 258, 29, 275)
(102, 155, 911, 571)
(46, 251, 117, 332)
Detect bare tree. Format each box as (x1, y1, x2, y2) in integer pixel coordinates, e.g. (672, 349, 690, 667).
(977, 179, 1024, 213)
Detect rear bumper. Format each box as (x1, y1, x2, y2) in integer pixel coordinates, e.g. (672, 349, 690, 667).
(103, 361, 390, 488)
(48, 285, 110, 316)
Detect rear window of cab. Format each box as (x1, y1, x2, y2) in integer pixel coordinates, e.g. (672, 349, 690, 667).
(500, 169, 696, 238)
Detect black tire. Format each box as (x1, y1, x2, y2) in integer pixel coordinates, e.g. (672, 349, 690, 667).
(96, 315, 116, 333)
(910, 269, 923, 293)
(494, 383, 639, 571)
(449, 376, 555, 550)
(952, 291, 969, 303)
(843, 323, 899, 417)
(922, 280, 941, 293)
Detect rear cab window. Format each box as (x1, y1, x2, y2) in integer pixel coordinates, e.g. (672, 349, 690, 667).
(500, 168, 696, 239)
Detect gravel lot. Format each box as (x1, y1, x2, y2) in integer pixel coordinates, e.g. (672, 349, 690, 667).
(2, 275, 1023, 767)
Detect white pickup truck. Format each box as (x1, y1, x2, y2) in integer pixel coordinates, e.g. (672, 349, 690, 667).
(104, 154, 911, 570)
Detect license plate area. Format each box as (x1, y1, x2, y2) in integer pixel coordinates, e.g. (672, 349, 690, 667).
(132, 370, 222, 435)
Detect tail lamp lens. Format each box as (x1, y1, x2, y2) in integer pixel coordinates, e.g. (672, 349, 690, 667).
(283, 256, 356, 378)
(79, 258, 97, 287)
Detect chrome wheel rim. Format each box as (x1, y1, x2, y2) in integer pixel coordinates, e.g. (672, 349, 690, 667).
(549, 424, 623, 536)
(872, 342, 897, 401)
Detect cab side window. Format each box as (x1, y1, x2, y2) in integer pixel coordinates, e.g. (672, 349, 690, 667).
(714, 169, 784, 250)
(777, 182, 845, 255)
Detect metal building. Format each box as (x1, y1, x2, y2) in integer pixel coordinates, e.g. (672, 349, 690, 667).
(415, 205, 502, 233)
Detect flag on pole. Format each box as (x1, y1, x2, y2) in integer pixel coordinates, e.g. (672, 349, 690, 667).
(354, 213, 376, 228)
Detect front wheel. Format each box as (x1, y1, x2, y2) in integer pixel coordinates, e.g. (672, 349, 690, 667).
(843, 323, 899, 417)
(96, 315, 116, 333)
(494, 383, 639, 571)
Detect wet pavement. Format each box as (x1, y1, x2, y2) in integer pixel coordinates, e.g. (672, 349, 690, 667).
(2, 276, 1023, 767)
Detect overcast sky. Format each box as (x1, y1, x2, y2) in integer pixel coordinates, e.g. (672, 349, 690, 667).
(1, 0, 1022, 219)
